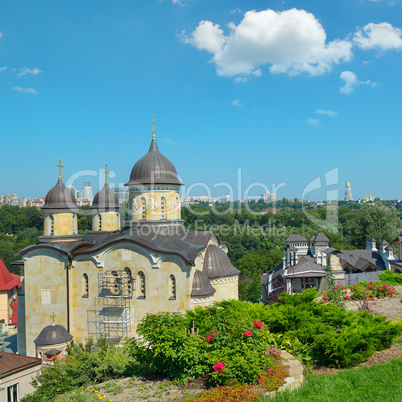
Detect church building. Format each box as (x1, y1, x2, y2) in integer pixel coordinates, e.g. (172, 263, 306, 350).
(16, 120, 239, 358)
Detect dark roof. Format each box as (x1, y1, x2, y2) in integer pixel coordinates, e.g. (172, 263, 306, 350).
(17, 225, 218, 267)
(379, 240, 389, 245)
(288, 246, 298, 252)
(0, 352, 41, 378)
(339, 250, 385, 271)
(34, 324, 73, 345)
(125, 138, 183, 186)
(285, 234, 307, 243)
(322, 247, 342, 255)
(366, 237, 376, 241)
(310, 233, 330, 246)
(43, 349, 61, 356)
(42, 178, 78, 210)
(203, 245, 240, 278)
(260, 263, 283, 285)
(385, 246, 393, 251)
(191, 270, 216, 296)
(285, 258, 327, 278)
(91, 183, 119, 210)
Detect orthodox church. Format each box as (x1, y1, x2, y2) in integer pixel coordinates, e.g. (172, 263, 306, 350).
(16, 120, 239, 358)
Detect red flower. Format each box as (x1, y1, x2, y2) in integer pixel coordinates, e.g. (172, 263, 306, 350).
(372, 298, 375, 301)
(377, 295, 381, 299)
(257, 375, 262, 384)
(370, 286, 373, 290)
(213, 362, 225, 373)
(341, 286, 344, 290)
(205, 336, 212, 343)
(254, 321, 263, 329)
(211, 333, 217, 337)
(325, 300, 329, 303)
(345, 295, 349, 300)
(244, 331, 253, 337)
(230, 331, 234, 334)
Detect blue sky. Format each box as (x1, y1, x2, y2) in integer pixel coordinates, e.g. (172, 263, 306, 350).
(0, 0, 401, 201)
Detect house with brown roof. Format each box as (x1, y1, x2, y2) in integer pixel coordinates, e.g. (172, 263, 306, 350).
(0, 352, 41, 401)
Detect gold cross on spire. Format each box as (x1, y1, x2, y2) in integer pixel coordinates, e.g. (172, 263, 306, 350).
(103, 165, 109, 184)
(50, 312, 56, 325)
(57, 159, 64, 180)
(151, 115, 156, 140)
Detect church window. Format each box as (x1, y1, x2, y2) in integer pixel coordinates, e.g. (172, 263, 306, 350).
(98, 214, 102, 231)
(111, 270, 121, 295)
(137, 271, 146, 298)
(161, 197, 166, 220)
(124, 267, 133, 298)
(50, 215, 54, 235)
(141, 198, 146, 220)
(169, 274, 176, 300)
(82, 274, 89, 298)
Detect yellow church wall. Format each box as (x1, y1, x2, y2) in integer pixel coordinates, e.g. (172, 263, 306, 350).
(44, 212, 77, 236)
(22, 252, 69, 357)
(92, 212, 120, 232)
(209, 275, 239, 302)
(129, 190, 181, 221)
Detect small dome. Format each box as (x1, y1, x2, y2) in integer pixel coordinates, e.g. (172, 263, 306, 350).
(91, 183, 119, 210)
(34, 324, 73, 346)
(42, 178, 78, 210)
(191, 270, 216, 296)
(125, 138, 183, 186)
(203, 245, 240, 278)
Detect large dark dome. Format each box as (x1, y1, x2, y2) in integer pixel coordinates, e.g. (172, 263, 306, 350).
(42, 178, 78, 210)
(125, 138, 183, 186)
(91, 183, 119, 211)
(34, 324, 73, 346)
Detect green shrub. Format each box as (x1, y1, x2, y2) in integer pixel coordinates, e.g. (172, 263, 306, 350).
(22, 338, 133, 401)
(350, 280, 398, 300)
(378, 270, 402, 285)
(125, 312, 286, 386)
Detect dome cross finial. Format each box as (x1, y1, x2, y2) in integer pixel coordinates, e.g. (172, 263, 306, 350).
(104, 164, 109, 184)
(57, 159, 64, 179)
(50, 312, 56, 326)
(151, 114, 156, 140)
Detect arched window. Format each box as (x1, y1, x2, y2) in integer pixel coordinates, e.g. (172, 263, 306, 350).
(160, 197, 166, 220)
(50, 215, 54, 235)
(141, 198, 146, 220)
(98, 214, 102, 231)
(82, 273, 89, 298)
(169, 274, 176, 300)
(124, 267, 133, 298)
(111, 270, 121, 295)
(137, 271, 146, 298)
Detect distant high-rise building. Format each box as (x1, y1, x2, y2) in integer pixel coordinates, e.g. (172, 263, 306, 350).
(344, 180, 352, 201)
(82, 181, 93, 202)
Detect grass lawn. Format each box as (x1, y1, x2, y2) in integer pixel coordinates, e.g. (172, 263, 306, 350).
(266, 357, 402, 402)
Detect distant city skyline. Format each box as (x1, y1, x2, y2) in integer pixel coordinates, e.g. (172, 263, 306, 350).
(0, 1, 401, 200)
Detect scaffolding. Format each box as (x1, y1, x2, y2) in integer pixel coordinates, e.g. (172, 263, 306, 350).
(88, 270, 133, 344)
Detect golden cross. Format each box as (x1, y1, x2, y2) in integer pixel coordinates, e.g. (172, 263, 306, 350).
(104, 165, 109, 184)
(151, 115, 156, 139)
(50, 312, 56, 325)
(57, 159, 64, 179)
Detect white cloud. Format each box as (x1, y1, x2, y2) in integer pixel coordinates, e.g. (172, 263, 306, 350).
(0, 66, 7, 73)
(306, 118, 321, 127)
(12, 86, 37, 94)
(0, 31, 3, 38)
(354, 22, 402, 51)
(230, 8, 241, 14)
(231, 99, 242, 107)
(234, 76, 248, 83)
(339, 71, 377, 94)
(184, 8, 353, 78)
(316, 109, 338, 118)
(18, 67, 43, 77)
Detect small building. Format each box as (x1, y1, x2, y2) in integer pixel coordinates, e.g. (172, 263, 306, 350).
(0, 258, 22, 327)
(0, 352, 41, 401)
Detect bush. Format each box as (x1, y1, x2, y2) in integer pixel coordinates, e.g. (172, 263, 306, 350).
(350, 280, 398, 300)
(22, 339, 133, 401)
(378, 270, 402, 286)
(125, 312, 287, 387)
